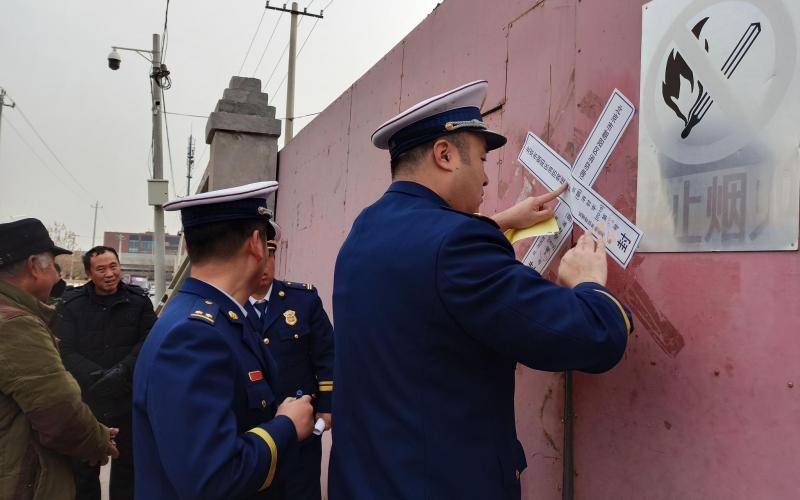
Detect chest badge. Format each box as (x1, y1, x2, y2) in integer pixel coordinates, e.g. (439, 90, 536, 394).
(283, 310, 298, 326)
(248, 370, 264, 382)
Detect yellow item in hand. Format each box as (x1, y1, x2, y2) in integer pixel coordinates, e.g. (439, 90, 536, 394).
(504, 217, 560, 244)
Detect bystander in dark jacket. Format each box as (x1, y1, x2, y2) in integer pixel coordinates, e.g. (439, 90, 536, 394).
(55, 246, 155, 500)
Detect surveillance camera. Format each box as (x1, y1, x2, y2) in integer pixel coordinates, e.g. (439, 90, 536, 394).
(107, 49, 121, 70)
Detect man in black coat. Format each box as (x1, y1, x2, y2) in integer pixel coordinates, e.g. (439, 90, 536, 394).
(56, 246, 156, 500)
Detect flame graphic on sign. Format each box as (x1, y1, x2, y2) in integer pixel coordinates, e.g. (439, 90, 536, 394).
(661, 17, 762, 139)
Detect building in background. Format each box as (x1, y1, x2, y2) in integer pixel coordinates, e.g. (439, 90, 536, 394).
(103, 231, 179, 285)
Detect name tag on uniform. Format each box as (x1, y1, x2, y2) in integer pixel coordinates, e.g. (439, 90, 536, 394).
(248, 370, 264, 382)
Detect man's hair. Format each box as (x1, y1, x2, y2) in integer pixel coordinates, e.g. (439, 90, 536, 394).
(390, 132, 472, 179)
(0, 253, 53, 279)
(184, 219, 268, 265)
(83, 246, 119, 272)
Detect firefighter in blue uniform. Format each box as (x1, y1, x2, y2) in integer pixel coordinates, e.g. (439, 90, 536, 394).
(133, 182, 315, 500)
(329, 81, 634, 499)
(244, 224, 334, 500)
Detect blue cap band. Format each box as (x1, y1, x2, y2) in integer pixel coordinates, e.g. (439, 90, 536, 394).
(181, 198, 271, 229)
(388, 106, 484, 160)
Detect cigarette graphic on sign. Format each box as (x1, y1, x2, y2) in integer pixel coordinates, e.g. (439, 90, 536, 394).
(662, 18, 761, 139)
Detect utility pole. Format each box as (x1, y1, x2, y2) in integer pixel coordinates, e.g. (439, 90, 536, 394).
(185, 134, 195, 196)
(148, 34, 167, 301)
(117, 233, 126, 254)
(286, 2, 299, 142)
(91, 201, 102, 247)
(107, 33, 169, 300)
(0, 88, 17, 156)
(265, 1, 323, 142)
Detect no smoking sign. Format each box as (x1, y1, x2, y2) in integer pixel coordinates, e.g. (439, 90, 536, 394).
(637, 0, 800, 252)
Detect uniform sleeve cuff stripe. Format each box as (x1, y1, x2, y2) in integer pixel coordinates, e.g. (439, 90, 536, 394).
(318, 385, 333, 392)
(593, 289, 631, 336)
(247, 427, 278, 490)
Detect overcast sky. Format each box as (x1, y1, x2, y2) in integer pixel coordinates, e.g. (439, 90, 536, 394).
(0, 0, 440, 248)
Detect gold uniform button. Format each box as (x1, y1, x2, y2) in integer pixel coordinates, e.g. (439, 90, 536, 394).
(263, 338, 270, 345)
(293, 333, 300, 340)
(261, 400, 267, 408)
(278, 291, 285, 297)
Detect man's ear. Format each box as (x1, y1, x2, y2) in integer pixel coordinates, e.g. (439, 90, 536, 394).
(432, 138, 456, 172)
(26, 255, 40, 278)
(28, 254, 53, 281)
(247, 230, 266, 262)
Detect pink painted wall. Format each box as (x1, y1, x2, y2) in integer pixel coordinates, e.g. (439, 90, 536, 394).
(275, 0, 800, 497)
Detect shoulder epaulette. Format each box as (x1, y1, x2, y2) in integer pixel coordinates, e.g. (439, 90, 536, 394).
(284, 281, 316, 292)
(187, 298, 219, 325)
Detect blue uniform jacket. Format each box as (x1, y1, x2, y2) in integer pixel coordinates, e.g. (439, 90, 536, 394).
(329, 181, 632, 500)
(244, 279, 334, 412)
(133, 278, 297, 500)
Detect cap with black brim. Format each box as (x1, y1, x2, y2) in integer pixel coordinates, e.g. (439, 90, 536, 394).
(164, 181, 279, 231)
(371, 80, 507, 160)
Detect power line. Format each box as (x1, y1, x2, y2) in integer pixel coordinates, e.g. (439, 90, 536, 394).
(161, 93, 178, 198)
(268, 0, 334, 96)
(161, 0, 171, 60)
(260, 1, 318, 91)
(277, 111, 321, 120)
(0, 114, 85, 201)
(271, 2, 327, 142)
(167, 109, 321, 121)
(13, 104, 94, 198)
(252, 0, 319, 82)
(165, 111, 208, 119)
(252, 12, 285, 77)
(145, 76, 154, 178)
(238, 8, 268, 75)
(271, 17, 320, 95)
(262, 40, 290, 91)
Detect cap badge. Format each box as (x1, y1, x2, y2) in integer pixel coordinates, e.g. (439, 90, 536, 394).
(258, 206, 269, 215)
(283, 310, 297, 326)
(444, 119, 486, 132)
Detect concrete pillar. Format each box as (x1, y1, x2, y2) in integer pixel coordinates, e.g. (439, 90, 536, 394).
(204, 76, 281, 208)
